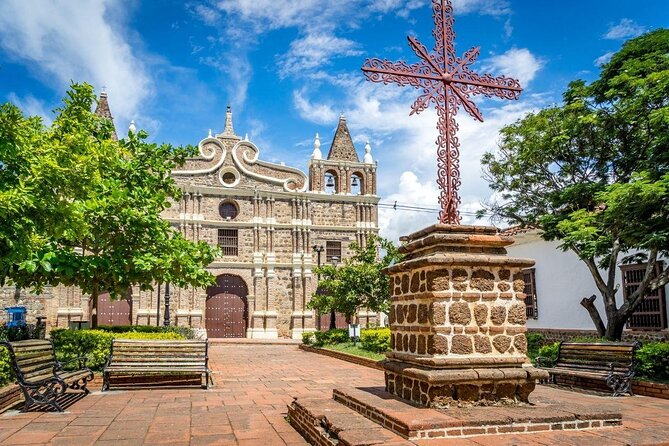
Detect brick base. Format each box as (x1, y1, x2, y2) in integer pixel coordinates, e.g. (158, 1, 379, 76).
(332, 386, 622, 441)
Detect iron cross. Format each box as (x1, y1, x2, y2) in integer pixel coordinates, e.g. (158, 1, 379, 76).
(361, 0, 522, 224)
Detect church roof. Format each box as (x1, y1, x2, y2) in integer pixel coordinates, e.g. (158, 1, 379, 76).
(327, 115, 359, 162)
(94, 91, 118, 141)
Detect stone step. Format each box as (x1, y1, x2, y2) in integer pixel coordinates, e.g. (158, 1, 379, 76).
(288, 397, 413, 446)
(332, 386, 622, 441)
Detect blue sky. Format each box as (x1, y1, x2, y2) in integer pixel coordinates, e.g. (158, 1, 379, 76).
(1, 0, 666, 240)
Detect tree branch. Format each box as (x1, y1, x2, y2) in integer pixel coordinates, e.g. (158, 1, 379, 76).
(580, 295, 606, 337)
(623, 248, 660, 315)
(606, 237, 621, 298)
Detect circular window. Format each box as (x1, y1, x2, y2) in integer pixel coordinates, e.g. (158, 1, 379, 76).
(219, 201, 239, 220)
(222, 172, 236, 185)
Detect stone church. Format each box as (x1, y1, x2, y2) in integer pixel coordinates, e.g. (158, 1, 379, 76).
(0, 93, 380, 339)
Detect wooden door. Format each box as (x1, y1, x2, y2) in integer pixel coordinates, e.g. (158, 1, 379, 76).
(96, 292, 132, 326)
(206, 275, 248, 338)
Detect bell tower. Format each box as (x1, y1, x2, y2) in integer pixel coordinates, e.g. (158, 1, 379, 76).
(308, 115, 377, 196)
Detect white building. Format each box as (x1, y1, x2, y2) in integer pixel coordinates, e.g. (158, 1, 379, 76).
(505, 228, 668, 333)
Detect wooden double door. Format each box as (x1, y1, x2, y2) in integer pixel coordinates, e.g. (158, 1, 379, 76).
(206, 275, 248, 338)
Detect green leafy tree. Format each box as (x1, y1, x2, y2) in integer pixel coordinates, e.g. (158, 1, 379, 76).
(0, 83, 217, 326)
(308, 235, 402, 323)
(481, 30, 669, 340)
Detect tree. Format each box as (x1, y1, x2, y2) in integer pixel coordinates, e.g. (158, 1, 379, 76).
(0, 83, 217, 326)
(308, 235, 402, 324)
(481, 29, 669, 340)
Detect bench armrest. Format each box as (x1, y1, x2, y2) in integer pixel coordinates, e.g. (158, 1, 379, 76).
(57, 356, 89, 370)
(535, 356, 556, 368)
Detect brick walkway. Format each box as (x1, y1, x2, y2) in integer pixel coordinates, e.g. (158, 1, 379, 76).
(0, 344, 667, 445)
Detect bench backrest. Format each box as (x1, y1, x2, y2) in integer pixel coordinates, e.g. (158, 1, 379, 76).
(109, 339, 208, 368)
(0, 340, 57, 383)
(556, 342, 638, 373)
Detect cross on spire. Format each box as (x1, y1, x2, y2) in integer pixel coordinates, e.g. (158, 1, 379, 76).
(361, 0, 522, 224)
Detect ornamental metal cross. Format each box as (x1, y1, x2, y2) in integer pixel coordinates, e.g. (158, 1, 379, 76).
(361, 0, 522, 224)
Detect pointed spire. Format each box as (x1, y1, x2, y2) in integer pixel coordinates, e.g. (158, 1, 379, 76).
(327, 115, 359, 162)
(208, 128, 213, 138)
(217, 105, 241, 140)
(311, 132, 322, 160)
(244, 133, 249, 141)
(94, 91, 118, 141)
(128, 120, 137, 134)
(363, 140, 373, 164)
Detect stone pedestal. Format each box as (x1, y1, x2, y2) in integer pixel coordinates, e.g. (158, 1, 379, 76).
(383, 224, 548, 407)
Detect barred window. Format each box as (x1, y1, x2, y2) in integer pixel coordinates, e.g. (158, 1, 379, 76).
(326, 241, 342, 264)
(622, 262, 666, 330)
(522, 268, 538, 319)
(218, 229, 238, 256)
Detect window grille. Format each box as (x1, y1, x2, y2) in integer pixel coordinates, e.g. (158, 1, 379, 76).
(522, 268, 538, 319)
(218, 229, 238, 256)
(326, 241, 342, 264)
(622, 262, 666, 330)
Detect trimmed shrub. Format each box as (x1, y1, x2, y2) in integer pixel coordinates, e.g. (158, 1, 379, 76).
(525, 332, 544, 359)
(96, 325, 195, 339)
(360, 328, 391, 353)
(50, 329, 185, 370)
(313, 329, 349, 346)
(637, 342, 669, 382)
(0, 347, 13, 387)
(536, 342, 560, 363)
(302, 331, 315, 345)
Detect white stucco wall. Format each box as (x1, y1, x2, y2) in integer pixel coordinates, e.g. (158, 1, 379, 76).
(506, 231, 668, 331)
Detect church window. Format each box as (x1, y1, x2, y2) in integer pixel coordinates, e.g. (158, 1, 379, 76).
(522, 268, 538, 319)
(219, 201, 239, 220)
(324, 171, 338, 194)
(222, 172, 237, 185)
(351, 173, 363, 195)
(622, 262, 666, 330)
(218, 229, 238, 256)
(326, 241, 342, 264)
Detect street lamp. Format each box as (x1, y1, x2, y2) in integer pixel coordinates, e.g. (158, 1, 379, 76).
(329, 256, 339, 330)
(163, 283, 171, 327)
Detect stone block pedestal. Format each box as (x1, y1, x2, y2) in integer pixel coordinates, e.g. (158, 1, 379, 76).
(382, 224, 548, 407)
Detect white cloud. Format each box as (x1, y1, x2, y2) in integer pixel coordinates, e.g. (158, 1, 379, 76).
(594, 51, 614, 67)
(604, 18, 645, 40)
(279, 34, 362, 79)
(484, 48, 543, 87)
(453, 0, 511, 16)
(0, 0, 152, 123)
(293, 90, 338, 124)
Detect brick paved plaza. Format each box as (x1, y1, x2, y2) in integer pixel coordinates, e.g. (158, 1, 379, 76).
(0, 344, 667, 446)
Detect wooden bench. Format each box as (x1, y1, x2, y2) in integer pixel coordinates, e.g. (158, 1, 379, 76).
(536, 341, 639, 396)
(102, 339, 211, 391)
(0, 339, 93, 412)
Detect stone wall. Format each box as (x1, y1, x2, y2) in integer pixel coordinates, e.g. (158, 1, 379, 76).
(527, 328, 669, 343)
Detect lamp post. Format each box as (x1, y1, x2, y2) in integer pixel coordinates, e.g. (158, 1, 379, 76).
(312, 245, 324, 330)
(163, 283, 171, 327)
(329, 256, 340, 330)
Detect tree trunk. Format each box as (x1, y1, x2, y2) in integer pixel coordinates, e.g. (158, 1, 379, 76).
(604, 315, 626, 341)
(90, 289, 99, 328)
(580, 295, 606, 337)
(329, 309, 336, 330)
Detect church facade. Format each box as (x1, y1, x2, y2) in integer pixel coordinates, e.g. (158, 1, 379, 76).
(0, 95, 380, 339)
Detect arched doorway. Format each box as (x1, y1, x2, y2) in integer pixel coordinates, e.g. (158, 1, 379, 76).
(206, 274, 248, 338)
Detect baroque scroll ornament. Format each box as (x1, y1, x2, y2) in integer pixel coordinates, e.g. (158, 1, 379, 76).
(361, 0, 522, 224)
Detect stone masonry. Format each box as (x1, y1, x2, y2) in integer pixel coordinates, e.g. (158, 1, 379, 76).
(382, 224, 548, 407)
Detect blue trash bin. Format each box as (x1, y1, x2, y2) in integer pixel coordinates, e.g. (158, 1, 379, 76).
(5, 306, 27, 328)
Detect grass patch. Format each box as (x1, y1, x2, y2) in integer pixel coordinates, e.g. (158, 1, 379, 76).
(322, 342, 386, 361)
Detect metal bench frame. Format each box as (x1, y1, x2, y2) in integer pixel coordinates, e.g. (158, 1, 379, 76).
(536, 341, 640, 397)
(102, 339, 211, 391)
(0, 339, 94, 412)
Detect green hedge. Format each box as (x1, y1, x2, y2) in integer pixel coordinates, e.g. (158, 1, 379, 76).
(360, 328, 390, 353)
(51, 329, 185, 370)
(637, 342, 669, 381)
(96, 324, 195, 339)
(0, 348, 12, 387)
